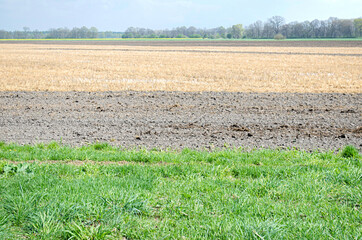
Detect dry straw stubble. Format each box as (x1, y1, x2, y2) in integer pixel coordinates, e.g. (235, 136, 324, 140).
(0, 44, 361, 93)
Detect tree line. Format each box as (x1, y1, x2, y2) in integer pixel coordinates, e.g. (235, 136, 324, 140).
(0, 26, 122, 39)
(245, 16, 362, 39)
(1, 16, 361, 39)
(121, 24, 244, 39)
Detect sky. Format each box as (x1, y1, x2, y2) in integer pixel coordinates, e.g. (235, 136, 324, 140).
(0, 0, 361, 31)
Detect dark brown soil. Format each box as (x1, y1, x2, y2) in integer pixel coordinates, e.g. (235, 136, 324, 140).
(0, 91, 360, 151)
(33, 47, 362, 57)
(1, 40, 362, 48)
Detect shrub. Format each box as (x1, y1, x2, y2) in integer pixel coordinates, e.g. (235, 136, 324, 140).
(341, 145, 360, 158)
(189, 34, 202, 38)
(274, 33, 286, 40)
(146, 34, 158, 38)
(175, 34, 187, 38)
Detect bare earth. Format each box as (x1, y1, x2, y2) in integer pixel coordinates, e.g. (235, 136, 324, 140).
(1, 91, 360, 151)
(0, 40, 361, 150)
(2, 40, 362, 47)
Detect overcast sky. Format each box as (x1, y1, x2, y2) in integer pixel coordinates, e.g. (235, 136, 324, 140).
(0, 0, 361, 31)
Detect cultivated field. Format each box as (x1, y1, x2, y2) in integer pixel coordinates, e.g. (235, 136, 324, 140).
(0, 41, 361, 93)
(0, 40, 361, 239)
(1, 40, 361, 150)
(1, 91, 361, 150)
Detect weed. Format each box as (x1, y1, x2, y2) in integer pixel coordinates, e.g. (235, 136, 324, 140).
(27, 210, 61, 239)
(63, 221, 113, 240)
(0, 215, 9, 231)
(93, 142, 110, 151)
(341, 145, 360, 159)
(2, 163, 32, 176)
(0, 215, 11, 239)
(122, 196, 149, 216)
(47, 141, 60, 150)
(3, 192, 43, 227)
(0, 161, 7, 174)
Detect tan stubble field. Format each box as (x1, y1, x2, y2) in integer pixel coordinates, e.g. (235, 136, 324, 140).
(0, 43, 361, 93)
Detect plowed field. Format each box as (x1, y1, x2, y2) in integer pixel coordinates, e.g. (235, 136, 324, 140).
(0, 40, 361, 150)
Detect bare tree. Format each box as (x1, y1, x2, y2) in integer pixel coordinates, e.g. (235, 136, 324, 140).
(268, 16, 285, 34)
(89, 27, 98, 38)
(231, 24, 244, 39)
(354, 18, 362, 37)
(253, 20, 264, 38)
(216, 26, 227, 38)
(1, 16, 360, 40)
(310, 19, 321, 38)
(262, 23, 274, 38)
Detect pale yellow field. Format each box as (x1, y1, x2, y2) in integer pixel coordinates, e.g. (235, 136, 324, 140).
(0, 44, 361, 93)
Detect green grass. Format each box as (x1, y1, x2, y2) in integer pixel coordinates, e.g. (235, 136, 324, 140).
(341, 145, 360, 159)
(0, 142, 361, 239)
(1, 38, 361, 42)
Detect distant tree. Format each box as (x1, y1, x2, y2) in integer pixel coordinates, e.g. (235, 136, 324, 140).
(1, 16, 361, 40)
(79, 26, 90, 38)
(338, 19, 354, 38)
(354, 18, 362, 37)
(123, 27, 137, 38)
(103, 31, 116, 38)
(301, 21, 312, 38)
(245, 20, 264, 38)
(186, 26, 197, 36)
(69, 27, 80, 38)
(176, 26, 187, 36)
(23, 27, 33, 39)
(13, 30, 26, 39)
(268, 16, 285, 34)
(253, 20, 263, 38)
(231, 24, 244, 39)
(327, 17, 339, 37)
(61, 28, 70, 38)
(262, 23, 274, 38)
(280, 24, 291, 38)
(89, 27, 98, 38)
(0, 30, 9, 39)
(310, 19, 321, 37)
(216, 26, 227, 38)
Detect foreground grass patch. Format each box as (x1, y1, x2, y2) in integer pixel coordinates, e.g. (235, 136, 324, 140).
(0, 143, 361, 239)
